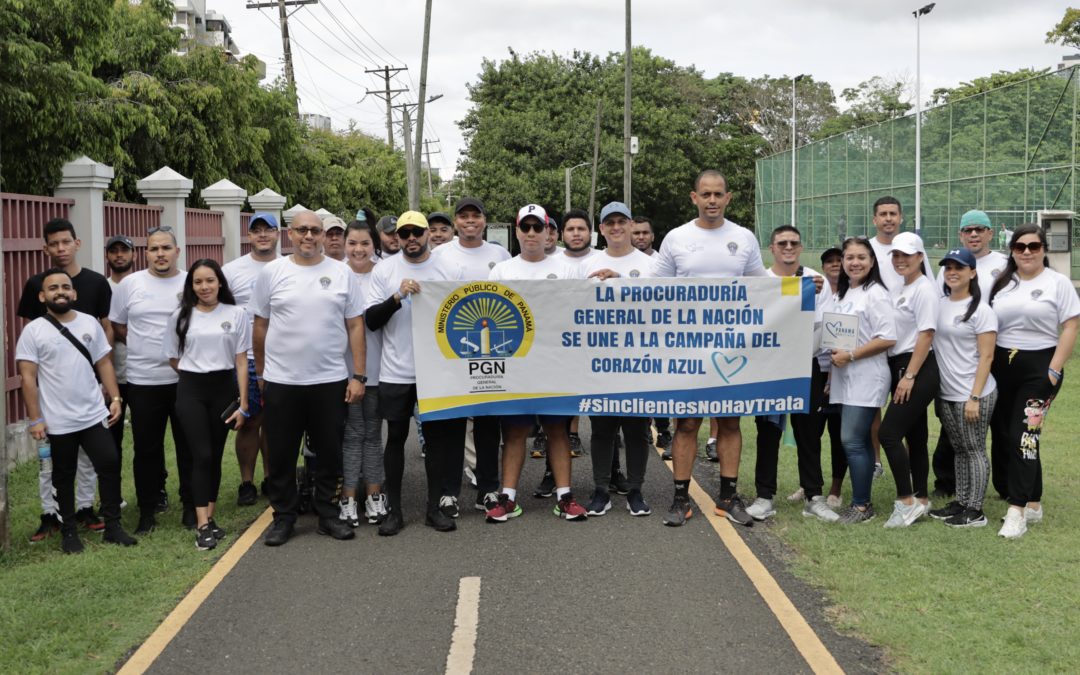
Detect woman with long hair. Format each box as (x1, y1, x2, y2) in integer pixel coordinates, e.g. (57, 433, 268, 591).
(930, 248, 998, 528)
(988, 224, 1079, 538)
(828, 237, 897, 524)
(165, 259, 250, 550)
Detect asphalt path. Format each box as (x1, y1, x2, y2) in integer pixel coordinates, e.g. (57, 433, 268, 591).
(145, 420, 882, 674)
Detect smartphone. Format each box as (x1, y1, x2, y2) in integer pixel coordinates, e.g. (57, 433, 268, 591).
(220, 399, 240, 423)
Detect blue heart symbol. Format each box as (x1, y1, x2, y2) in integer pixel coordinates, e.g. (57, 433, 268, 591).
(711, 351, 748, 384)
(825, 321, 843, 338)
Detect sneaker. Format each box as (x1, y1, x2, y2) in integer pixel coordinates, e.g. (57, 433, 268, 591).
(608, 471, 631, 495)
(998, 508, 1027, 539)
(365, 493, 389, 524)
(196, 525, 217, 551)
(29, 513, 61, 542)
(530, 433, 547, 458)
(826, 494, 842, 509)
(554, 493, 588, 521)
(704, 439, 719, 462)
(586, 489, 612, 516)
(873, 462, 884, 480)
(838, 504, 875, 524)
(208, 519, 226, 540)
(714, 494, 753, 526)
(425, 507, 457, 532)
(61, 530, 84, 554)
(569, 433, 584, 458)
(75, 507, 105, 532)
(378, 508, 403, 536)
(485, 494, 522, 523)
(787, 487, 805, 502)
(663, 496, 693, 526)
(883, 500, 924, 529)
(475, 491, 500, 512)
(263, 519, 294, 546)
(318, 517, 356, 540)
(802, 496, 840, 523)
(237, 481, 258, 506)
(439, 495, 460, 519)
(656, 430, 673, 450)
(661, 448, 673, 461)
(746, 497, 776, 521)
(1024, 505, 1044, 524)
(929, 500, 964, 520)
(155, 489, 169, 513)
(135, 512, 157, 535)
(103, 522, 138, 546)
(339, 497, 360, 528)
(533, 471, 555, 498)
(626, 489, 652, 516)
(945, 508, 988, 528)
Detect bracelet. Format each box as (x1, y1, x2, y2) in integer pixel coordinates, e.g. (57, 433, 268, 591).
(29, 417, 44, 426)
(849, 350, 857, 362)
(1049, 367, 1063, 379)
(239, 408, 251, 418)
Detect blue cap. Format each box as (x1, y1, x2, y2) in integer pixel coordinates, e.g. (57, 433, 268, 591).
(249, 212, 279, 230)
(938, 248, 976, 269)
(600, 201, 632, 223)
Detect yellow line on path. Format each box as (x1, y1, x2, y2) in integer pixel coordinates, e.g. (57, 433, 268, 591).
(445, 576, 482, 675)
(117, 507, 275, 675)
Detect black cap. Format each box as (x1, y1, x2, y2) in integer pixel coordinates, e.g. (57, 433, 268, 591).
(427, 211, 452, 225)
(454, 197, 485, 216)
(377, 215, 398, 234)
(106, 235, 135, 250)
(820, 247, 842, 262)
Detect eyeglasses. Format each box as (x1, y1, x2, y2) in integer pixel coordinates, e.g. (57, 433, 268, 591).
(960, 227, 989, 234)
(397, 227, 426, 240)
(773, 240, 802, 249)
(1011, 241, 1044, 254)
(291, 226, 324, 237)
(517, 221, 545, 234)
(148, 225, 174, 235)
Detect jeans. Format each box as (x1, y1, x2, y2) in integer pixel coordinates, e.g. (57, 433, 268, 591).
(840, 405, 878, 506)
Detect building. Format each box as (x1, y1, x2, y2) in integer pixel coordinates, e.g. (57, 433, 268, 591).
(301, 113, 332, 132)
(171, 1, 266, 78)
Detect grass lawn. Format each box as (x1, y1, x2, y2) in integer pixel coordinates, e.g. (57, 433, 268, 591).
(0, 427, 267, 675)
(742, 344, 1080, 673)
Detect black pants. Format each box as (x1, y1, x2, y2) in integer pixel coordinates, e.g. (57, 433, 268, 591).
(431, 418, 468, 503)
(473, 415, 502, 493)
(791, 358, 828, 499)
(990, 347, 1061, 506)
(50, 422, 123, 534)
(880, 352, 940, 498)
(263, 380, 346, 523)
(108, 382, 129, 466)
(753, 416, 783, 499)
(654, 417, 671, 434)
(590, 416, 649, 491)
(931, 400, 956, 494)
(127, 382, 191, 514)
(176, 370, 236, 507)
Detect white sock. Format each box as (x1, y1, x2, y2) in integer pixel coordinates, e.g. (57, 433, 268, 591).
(707, 437, 717, 444)
(503, 488, 517, 501)
(556, 487, 570, 499)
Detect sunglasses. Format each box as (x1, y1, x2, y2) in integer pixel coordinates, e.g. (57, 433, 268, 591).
(1011, 241, 1044, 254)
(397, 227, 426, 240)
(291, 226, 324, 237)
(148, 225, 174, 234)
(773, 240, 802, 249)
(960, 227, 990, 234)
(517, 221, 545, 234)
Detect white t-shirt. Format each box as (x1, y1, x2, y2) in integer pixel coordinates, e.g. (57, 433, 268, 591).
(366, 254, 449, 384)
(15, 311, 110, 434)
(431, 240, 511, 281)
(560, 248, 601, 273)
(653, 219, 767, 278)
(828, 282, 896, 408)
(991, 268, 1080, 350)
(934, 297, 998, 402)
(222, 253, 274, 359)
(581, 248, 655, 279)
(107, 277, 128, 384)
(888, 275, 938, 356)
(869, 236, 904, 297)
(108, 270, 186, 386)
(935, 250, 1008, 302)
(353, 269, 382, 386)
(488, 254, 579, 281)
(164, 303, 251, 374)
(252, 256, 364, 385)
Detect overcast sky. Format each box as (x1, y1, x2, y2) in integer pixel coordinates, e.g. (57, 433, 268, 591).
(213, 0, 1071, 177)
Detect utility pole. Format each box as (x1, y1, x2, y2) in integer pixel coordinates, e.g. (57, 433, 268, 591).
(365, 65, 407, 149)
(623, 0, 632, 206)
(412, 0, 434, 211)
(589, 99, 603, 224)
(395, 103, 417, 208)
(423, 139, 440, 197)
(246, 0, 318, 116)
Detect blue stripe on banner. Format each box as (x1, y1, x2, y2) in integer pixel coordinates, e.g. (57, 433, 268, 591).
(801, 276, 816, 312)
(419, 377, 811, 421)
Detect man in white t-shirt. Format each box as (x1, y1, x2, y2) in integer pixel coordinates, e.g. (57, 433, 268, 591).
(631, 215, 658, 257)
(253, 210, 367, 546)
(365, 211, 464, 535)
(376, 215, 401, 257)
(868, 196, 906, 296)
(653, 169, 767, 528)
(221, 212, 280, 506)
(105, 235, 134, 476)
(427, 211, 456, 249)
(322, 215, 348, 261)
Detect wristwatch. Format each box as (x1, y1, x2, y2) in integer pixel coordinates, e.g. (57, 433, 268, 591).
(352, 374, 368, 384)
(969, 394, 979, 401)
(903, 373, 916, 381)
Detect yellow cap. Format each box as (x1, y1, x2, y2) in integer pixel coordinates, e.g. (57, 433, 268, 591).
(396, 210, 429, 230)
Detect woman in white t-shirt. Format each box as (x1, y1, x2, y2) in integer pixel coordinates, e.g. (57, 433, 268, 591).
(828, 237, 897, 524)
(929, 248, 998, 528)
(165, 259, 250, 551)
(988, 225, 1080, 538)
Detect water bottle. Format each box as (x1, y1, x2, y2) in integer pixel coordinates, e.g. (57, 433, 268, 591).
(38, 438, 52, 475)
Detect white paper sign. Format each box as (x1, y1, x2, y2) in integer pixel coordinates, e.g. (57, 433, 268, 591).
(820, 312, 858, 351)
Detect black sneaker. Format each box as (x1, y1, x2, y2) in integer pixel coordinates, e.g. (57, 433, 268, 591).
(533, 471, 555, 498)
(438, 495, 460, 519)
(661, 447, 673, 461)
(531, 433, 547, 458)
(663, 496, 693, 527)
(74, 506, 105, 532)
(155, 489, 169, 513)
(945, 508, 988, 528)
(196, 525, 217, 551)
(608, 471, 631, 495)
(237, 481, 258, 506)
(182, 507, 197, 530)
(569, 432, 584, 458)
(29, 513, 61, 542)
(208, 519, 226, 540)
(135, 511, 157, 535)
(476, 491, 500, 512)
(317, 518, 356, 540)
(103, 522, 138, 547)
(626, 489, 652, 516)
(714, 494, 753, 526)
(705, 440, 719, 462)
(425, 507, 457, 532)
(378, 509, 403, 536)
(61, 530, 84, 554)
(929, 500, 964, 521)
(656, 430, 673, 450)
(586, 488, 612, 516)
(263, 519, 294, 546)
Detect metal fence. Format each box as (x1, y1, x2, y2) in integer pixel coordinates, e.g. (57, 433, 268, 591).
(102, 201, 163, 271)
(183, 207, 225, 264)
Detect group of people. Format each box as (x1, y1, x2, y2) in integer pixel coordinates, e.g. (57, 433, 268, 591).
(15, 168, 1076, 554)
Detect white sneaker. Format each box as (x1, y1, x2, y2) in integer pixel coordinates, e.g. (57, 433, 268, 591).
(826, 494, 842, 509)
(883, 500, 923, 529)
(873, 462, 884, 480)
(786, 487, 805, 502)
(998, 508, 1028, 539)
(339, 497, 360, 528)
(1024, 505, 1044, 524)
(365, 493, 389, 524)
(746, 497, 776, 521)
(802, 496, 840, 522)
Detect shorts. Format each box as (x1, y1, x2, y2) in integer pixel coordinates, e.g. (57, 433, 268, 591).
(237, 358, 263, 416)
(502, 414, 571, 428)
(379, 382, 418, 421)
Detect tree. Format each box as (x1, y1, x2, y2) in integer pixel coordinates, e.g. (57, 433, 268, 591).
(732, 76, 839, 155)
(1046, 7, 1080, 49)
(815, 76, 912, 139)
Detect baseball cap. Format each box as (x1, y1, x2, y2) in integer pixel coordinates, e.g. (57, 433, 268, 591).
(516, 204, 547, 226)
(600, 201, 632, 223)
(820, 247, 842, 262)
(427, 211, 452, 226)
(891, 231, 926, 256)
(959, 209, 992, 230)
(396, 210, 429, 230)
(377, 215, 398, 233)
(249, 212, 279, 230)
(322, 215, 347, 232)
(939, 248, 977, 268)
(105, 234, 134, 250)
(454, 197, 486, 216)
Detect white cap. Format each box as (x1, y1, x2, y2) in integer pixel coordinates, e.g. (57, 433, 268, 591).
(516, 204, 547, 226)
(890, 231, 925, 255)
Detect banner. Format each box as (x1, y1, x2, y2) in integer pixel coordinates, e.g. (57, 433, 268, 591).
(411, 277, 816, 421)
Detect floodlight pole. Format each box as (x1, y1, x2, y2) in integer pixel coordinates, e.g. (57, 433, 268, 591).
(791, 74, 806, 227)
(914, 3, 935, 233)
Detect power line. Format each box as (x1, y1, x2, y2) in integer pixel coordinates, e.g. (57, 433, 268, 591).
(289, 14, 377, 71)
(328, 0, 406, 67)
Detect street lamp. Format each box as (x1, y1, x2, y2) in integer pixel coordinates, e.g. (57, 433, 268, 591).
(913, 3, 935, 233)
(565, 162, 590, 213)
(791, 74, 807, 227)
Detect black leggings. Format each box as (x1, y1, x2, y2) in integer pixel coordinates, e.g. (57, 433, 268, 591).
(50, 422, 123, 534)
(473, 416, 501, 494)
(590, 416, 650, 491)
(127, 382, 191, 513)
(382, 417, 465, 511)
(176, 370, 236, 507)
(880, 351, 940, 498)
(791, 359, 828, 498)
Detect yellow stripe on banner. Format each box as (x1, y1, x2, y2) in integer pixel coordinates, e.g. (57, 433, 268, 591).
(420, 391, 574, 413)
(781, 276, 801, 296)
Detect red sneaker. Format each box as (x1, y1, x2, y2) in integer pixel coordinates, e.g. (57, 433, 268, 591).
(485, 494, 522, 523)
(553, 493, 588, 521)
